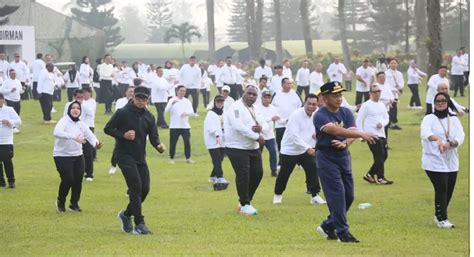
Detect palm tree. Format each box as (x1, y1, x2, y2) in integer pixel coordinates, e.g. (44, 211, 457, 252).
(165, 22, 202, 62)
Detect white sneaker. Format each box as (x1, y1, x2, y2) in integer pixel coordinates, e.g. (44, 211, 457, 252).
(193, 113, 200, 117)
(240, 204, 258, 215)
(108, 166, 117, 175)
(13, 128, 20, 134)
(437, 219, 455, 229)
(208, 176, 217, 183)
(168, 159, 175, 164)
(273, 194, 283, 204)
(310, 194, 327, 205)
(85, 177, 93, 182)
(216, 177, 229, 184)
(186, 159, 196, 164)
(415, 106, 423, 109)
(51, 107, 57, 113)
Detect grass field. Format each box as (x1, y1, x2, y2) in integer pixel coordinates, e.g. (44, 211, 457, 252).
(0, 79, 469, 256)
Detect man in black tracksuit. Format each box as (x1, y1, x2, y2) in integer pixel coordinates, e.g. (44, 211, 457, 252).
(104, 86, 165, 235)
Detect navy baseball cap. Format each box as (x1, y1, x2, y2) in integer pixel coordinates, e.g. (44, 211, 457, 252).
(319, 82, 346, 95)
(134, 86, 150, 98)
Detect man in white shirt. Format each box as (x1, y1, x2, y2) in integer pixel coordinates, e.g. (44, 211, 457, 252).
(0, 53, 9, 81)
(326, 57, 347, 83)
(1, 69, 23, 117)
(355, 59, 375, 106)
(150, 66, 172, 128)
(32, 53, 45, 100)
(98, 54, 115, 114)
(224, 86, 266, 216)
(219, 57, 241, 100)
(282, 59, 292, 80)
(426, 66, 449, 115)
(460, 47, 469, 87)
(220, 85, 235, 111)
(356, 84, 392, 185)
(163, 60, 179, 98)
(0, 93, 21, 188)
(8, 53, 29, 100)
(384, 58, 404, 130)
(309, 63, 324, 94)
(257, 90, 280, 177)
(179, 56, 201, 114)
(117, 61, 133, 97)
(37, 63, 56, 123)
(407, 60, 427, 108)
(273, 94, 326, 205)
(374, 72, 394, 146)
(214, 59, 225, 94)
(296, 60, 310, 98)
(451, 49, 467, 97)
(269, 65, 285, 92)
(165, 85, 195, 164)
(207, 61, 218, 83)
(254, 59, 273, 81)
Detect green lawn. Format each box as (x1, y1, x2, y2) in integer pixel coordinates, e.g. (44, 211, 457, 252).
(0, 81, 469, 256)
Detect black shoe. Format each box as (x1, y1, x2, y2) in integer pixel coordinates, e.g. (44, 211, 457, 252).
(377, 178, 394, 185)
(117, 210, 133, 233)
(8, 182, 15, 188)
(317, 224, 338, 240)
(69, 204, 82, 212)
(0, 179, 6, 187)
(389, 124, 402, 130)
(56, 200, 66, 212)
(213, 182, 229, 191)
(134, 222, 152, 235)
(337, 233, 360, 243)
(363, 174, 376, 184)
(160, 125, 169, 129)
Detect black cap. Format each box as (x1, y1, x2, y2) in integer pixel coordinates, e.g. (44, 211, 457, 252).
(261, 89, 272, 97)
(134, 86, 150, 98)
(319, 82, 346, 95)
(214, 95, 225, 102)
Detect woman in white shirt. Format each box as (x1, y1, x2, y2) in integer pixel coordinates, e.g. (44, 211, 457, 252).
(407, 60, 427, 109)
(63, 65, 80, 102)
(420, 92, 465, 229)
(53, 101, 101, 212)
(79, 56, 93, 89)
(203, 95, 228, 190)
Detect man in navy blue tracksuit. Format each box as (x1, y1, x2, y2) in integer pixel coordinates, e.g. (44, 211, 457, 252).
(313, 82, 378, 243)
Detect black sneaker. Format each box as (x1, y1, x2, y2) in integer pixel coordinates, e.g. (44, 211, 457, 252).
(69, 204, 82, 212)
(337, 233, 360, 243)
(316, 224, 338, 240)
(134, 223, 152, 235)
(389, 124, 402, 130)
(117, 210, 133, 233)
(377, 178, 394, 185)
(56, 200, 66, 212)
(363, 174, 376, 184)
(0, 179, 6, 187)
(213, 183, 229, 191)
(8, 182, 15, 188)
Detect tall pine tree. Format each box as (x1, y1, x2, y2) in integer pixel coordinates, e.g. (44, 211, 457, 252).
(146, 0, 173, 43)
(71, 0, 124, 48)
(227, 0, 248, 42)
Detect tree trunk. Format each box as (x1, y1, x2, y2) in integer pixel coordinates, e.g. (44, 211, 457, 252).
(338, 0, 351, 69)
(404, 0, 410, 54)
(415, 0, 428, 71)
(181, 42, 186, 63)
(253, 0, 263, 59)
(206, 0, 216, 61)
(300, 0, 313, 57)
(246, 0, 255, 60)
(427, 0, 442, 76)
(274, 0, 283, 63)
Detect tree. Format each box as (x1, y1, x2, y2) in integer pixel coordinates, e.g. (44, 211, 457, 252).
(119, 5, 147, 44)
(427, 0, 442, 76)
(165, 22, 201, 62)
(245, 0, 263, 60)
(227, 0, 248, 42)
(0, 5, 19, 25)
(146, 0, 172, 43)
(300, 0, 313, 57)
(404, 0, 411, 54)
(274, 0, 283, 63)
(338, 0, 351, 69)
(206, 0, 216, 61)
(71, 0, 124, 48)
(415, 0, 428, 71)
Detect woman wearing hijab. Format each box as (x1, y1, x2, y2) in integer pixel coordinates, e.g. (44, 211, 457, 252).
(63, 65, 80, 102)
(420, 92, 465, 229)
(203, 95, 229, 190)
(53, 101, 102, 212)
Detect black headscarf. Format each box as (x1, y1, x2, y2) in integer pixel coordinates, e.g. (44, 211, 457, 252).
(67, 101, 81, 122)
(211, 96, 224, 116)
(68, 65, 77, 83)
(433, 92, 457, 119)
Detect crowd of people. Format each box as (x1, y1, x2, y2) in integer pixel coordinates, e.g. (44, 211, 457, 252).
(0, 48, 468, 240)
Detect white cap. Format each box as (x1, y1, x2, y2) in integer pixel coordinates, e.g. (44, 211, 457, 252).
(222, 85, 231, 92)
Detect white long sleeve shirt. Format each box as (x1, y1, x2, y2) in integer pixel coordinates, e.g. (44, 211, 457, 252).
(280, 107, 316, 155)
(79, 63, 93, 85)
(149, 75, 171, 103)
(0, 105, 21, 145)
(223, 96, 235, 111)
(63, 71, 80, 88)
(203, 110, 225, 149)
(81, 98, 96, 128)
(179, 64, 201, 89)
(254, 66, 273, 80)
(355, 66, 375, 92)
(37, 70, 55, 95)
(283, 67, 292, 80)
(420, 114, 464, 172)
(163, 68, 179, 97)
(384, 69, 405, 98)
(309, 71, 324, 93)
(271, 90, 302, 128)
(53, 116, 98, 157)
(32, 59, 46, 82)
(326, 63, 347, 83)
(219, 65, 239, 85)
(462, 53, 469, 71)
(115, 97, 129, 111)
(296, 67, 310, 86)
(224, 99, 266, 150)
(451, 55, 467, 75)
(269, 74, 285, 92)
(426, 74, 450, 104)
(356, 99, 389, 138)
(165, 97, 194, 129)
(98, 63, 114, 81)
(9, 61, 29, 83)
(257, 104, 279, 140)
(0, 78, 23, 102)
(407, 67, 427, 84)
(0, 60, 9, 80)
(377, 82, 394, 112)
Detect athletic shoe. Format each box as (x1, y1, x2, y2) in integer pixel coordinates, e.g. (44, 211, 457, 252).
(208, 176, 217, 183)
(310, 194, 327, 205)
(68, 204, 82, 212)
(376, 178, 393, 185)
(414, 106, 423, 109)
(363, 173, 376, 184)
(56, 200, 66, 213)
(186, 159, 196, 164)
(117, 210, 133, 233)
(85, 177, 93, 182)
(193, 113, 200, 117)
(134, 223, 152, 235)
(389, 124, 402, 130)
(8, 182, 15, 188)
(213, 182, 229, 191)
(51, 107, 57, 113)
(337, 233, 360, 243)
(13, 128, 20, 134)
(160, 125, 169, 129)
(216, 177, 229, 184)
(316, 224, 338, 240)
(0, 179, 5, 187)
(108, 166, 117, 175)
(273, 194, 283, 204)
(240, 204, 258, 215)
(437, 219, 455, 229)
(43, 120, 57, 124)
(168, 159, 175, 164)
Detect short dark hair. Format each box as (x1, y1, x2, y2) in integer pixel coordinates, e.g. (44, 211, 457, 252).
(8, 69, 15, 73)
(156, 66, 163, 70)
(133, 78, 142, 86)
(73, 89, 84, 97)
(36, 53, 43, 59)
(259, 76, 268, 82)
(104, 54, 111, 59)
(376, 71, 385, 77)
(190, 56, 197, 60)
(176, 85, 186, 91)
(281, 77, 290, 85)
(439, 65, 448, 70)
(304, 93, 318, 102)
(226, 56, 232, 59)
(83, 87, 92, 93)
(82, 56, 88, 63)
